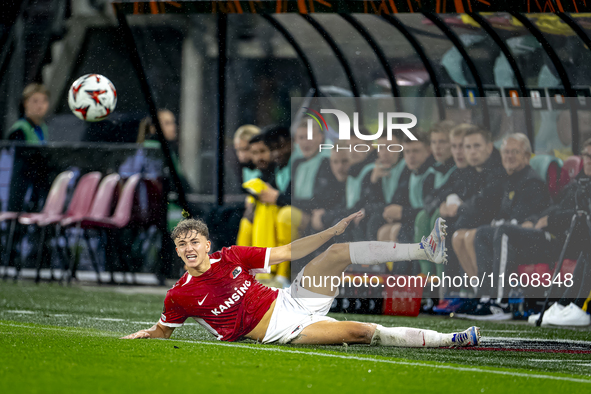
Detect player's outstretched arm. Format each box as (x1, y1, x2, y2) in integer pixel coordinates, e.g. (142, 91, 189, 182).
(269, 210, 363, 265)
(121, 322, 175, 339)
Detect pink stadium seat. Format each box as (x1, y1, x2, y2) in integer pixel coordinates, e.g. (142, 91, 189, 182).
(36, 172, 102, 227)
(80, 174, 141, 229)
(18, 171, 75, 226)
(61, 173, 121, 227)
(67, 174, 141, 284)
(62, 173, 121, 284)
(0, 171, 73, 281)
(558, 156, 583, 191)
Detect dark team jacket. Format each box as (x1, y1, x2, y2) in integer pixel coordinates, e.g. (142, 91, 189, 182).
(456, 148, 507, 228)
(423, 166, 480, 217)
(422, 157, 456, 216)
(291, 156, 343, 213)
(386, 155, 437, 224)
(275, 162, 292, 207)
(457, 165, 549, 228)
(320, 166, 374, 228)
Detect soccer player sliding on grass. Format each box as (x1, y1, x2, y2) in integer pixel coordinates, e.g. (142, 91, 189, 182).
(122, 211, 481, 347)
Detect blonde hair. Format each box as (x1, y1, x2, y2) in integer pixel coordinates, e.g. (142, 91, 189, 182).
(430, 120, 456, 137)
(234, 124, 260, 142)
(450, 123, 480, 140)
(22, 83, 49, 103)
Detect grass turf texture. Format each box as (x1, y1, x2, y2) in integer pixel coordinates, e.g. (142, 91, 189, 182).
(1, 282, 590, 393)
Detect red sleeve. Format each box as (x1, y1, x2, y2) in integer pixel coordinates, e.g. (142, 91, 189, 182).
(229, 246, 271, 275)
(158, 292, 187, 328)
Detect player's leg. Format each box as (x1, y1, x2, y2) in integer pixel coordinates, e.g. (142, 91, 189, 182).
(464, 229, 478, 271)
(377, 223, 394, 241)
(291, 320, 480, 347)
(453, 229, 473, 275)
(300, 218, 447, 296)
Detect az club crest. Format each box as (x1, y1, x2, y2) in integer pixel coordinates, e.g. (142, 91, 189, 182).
(231, 267, 242, 279)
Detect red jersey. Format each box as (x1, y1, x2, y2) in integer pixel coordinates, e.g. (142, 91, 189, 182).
(158, 246, 278, 342)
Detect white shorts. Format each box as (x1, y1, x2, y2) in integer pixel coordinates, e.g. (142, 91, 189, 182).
(262, 268, 337, 344)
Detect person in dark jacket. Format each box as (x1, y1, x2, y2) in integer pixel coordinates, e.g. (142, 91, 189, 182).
(460, 138, 591, 320)
(461, 134, 551, 277)
(256, 125, 293, 207)
(310, 144, 352, 233)
(450, 127, 506, 267)
(290, 121, 341, 218)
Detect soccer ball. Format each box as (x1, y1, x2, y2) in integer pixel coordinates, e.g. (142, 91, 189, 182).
(68, 74, 117, 122)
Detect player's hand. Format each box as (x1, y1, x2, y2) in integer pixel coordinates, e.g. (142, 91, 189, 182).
(535, 216, 548, 229)
(521, 221, 534, 228)
(311, 209, 325, 231)
(439, 202, 449, 217)
(353, 208, 365, 226)
(121, 330, 151, 339)
(331, 210, 364, 236)
(258, 183, 279, 204)
(383, 204, 402, 222)
(446, 204, 459, 218)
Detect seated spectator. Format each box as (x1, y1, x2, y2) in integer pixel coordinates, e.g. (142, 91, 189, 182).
(310, 142, 353, 233)
(290, 120, 341, 234)
(453, 134, 550, 317)
(462, 138, 591, 323)
(256, 125, 292, 208)
(137, 109, 178, 147)
(8, 83, 49, 143)
(233, 124, 261, 183)
(413, 120, 456, 277)
(449, 127, 506, 278)
(437, 124, 479, 221)
(7, 83, 51, 212)
(235, 132, 276, 247)
(368, 131, 435, 274)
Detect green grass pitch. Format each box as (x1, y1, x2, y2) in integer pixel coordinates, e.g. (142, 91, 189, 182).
(1, 281, 590, 393)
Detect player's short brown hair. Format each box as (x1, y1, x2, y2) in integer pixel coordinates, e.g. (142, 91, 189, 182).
(171, 218, 210, 241)
(450, 123, 477, 140)
(583, 137, 591, 150)
(462, 125, 491, 143)
(429, 120, 456, 137)
(401, 128, 429, 147)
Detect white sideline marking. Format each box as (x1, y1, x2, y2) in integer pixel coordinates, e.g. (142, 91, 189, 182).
(162, 338, 591, 384)
(528, 359, 591, 363)
(0, 322, 116, 337)
(485, 336, 591, 346)
(1, 321, 589, 385)
(1, 309, 198, 326)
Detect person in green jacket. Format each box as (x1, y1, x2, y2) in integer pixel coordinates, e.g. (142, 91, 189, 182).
(7, 84, 51, 212)
(8, 83, 49, 143)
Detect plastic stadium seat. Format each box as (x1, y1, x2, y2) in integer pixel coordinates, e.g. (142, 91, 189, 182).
(80, 174, 141, 230)
(61, 173, 121, 228)
(18, 171, 75, 226)
(62, 173, 121, 283)
(558, 156, 583, 191)
(39, 172, 103, 227)
(28, 172, 103, 282)
(529, 155, 563, 198)
(1, 171, 74, 280)
(72, 174, 141, 284)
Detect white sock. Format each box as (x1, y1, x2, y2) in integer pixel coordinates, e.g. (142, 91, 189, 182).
(371, 325, 453, 347)
(349, 241, 427, 265)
